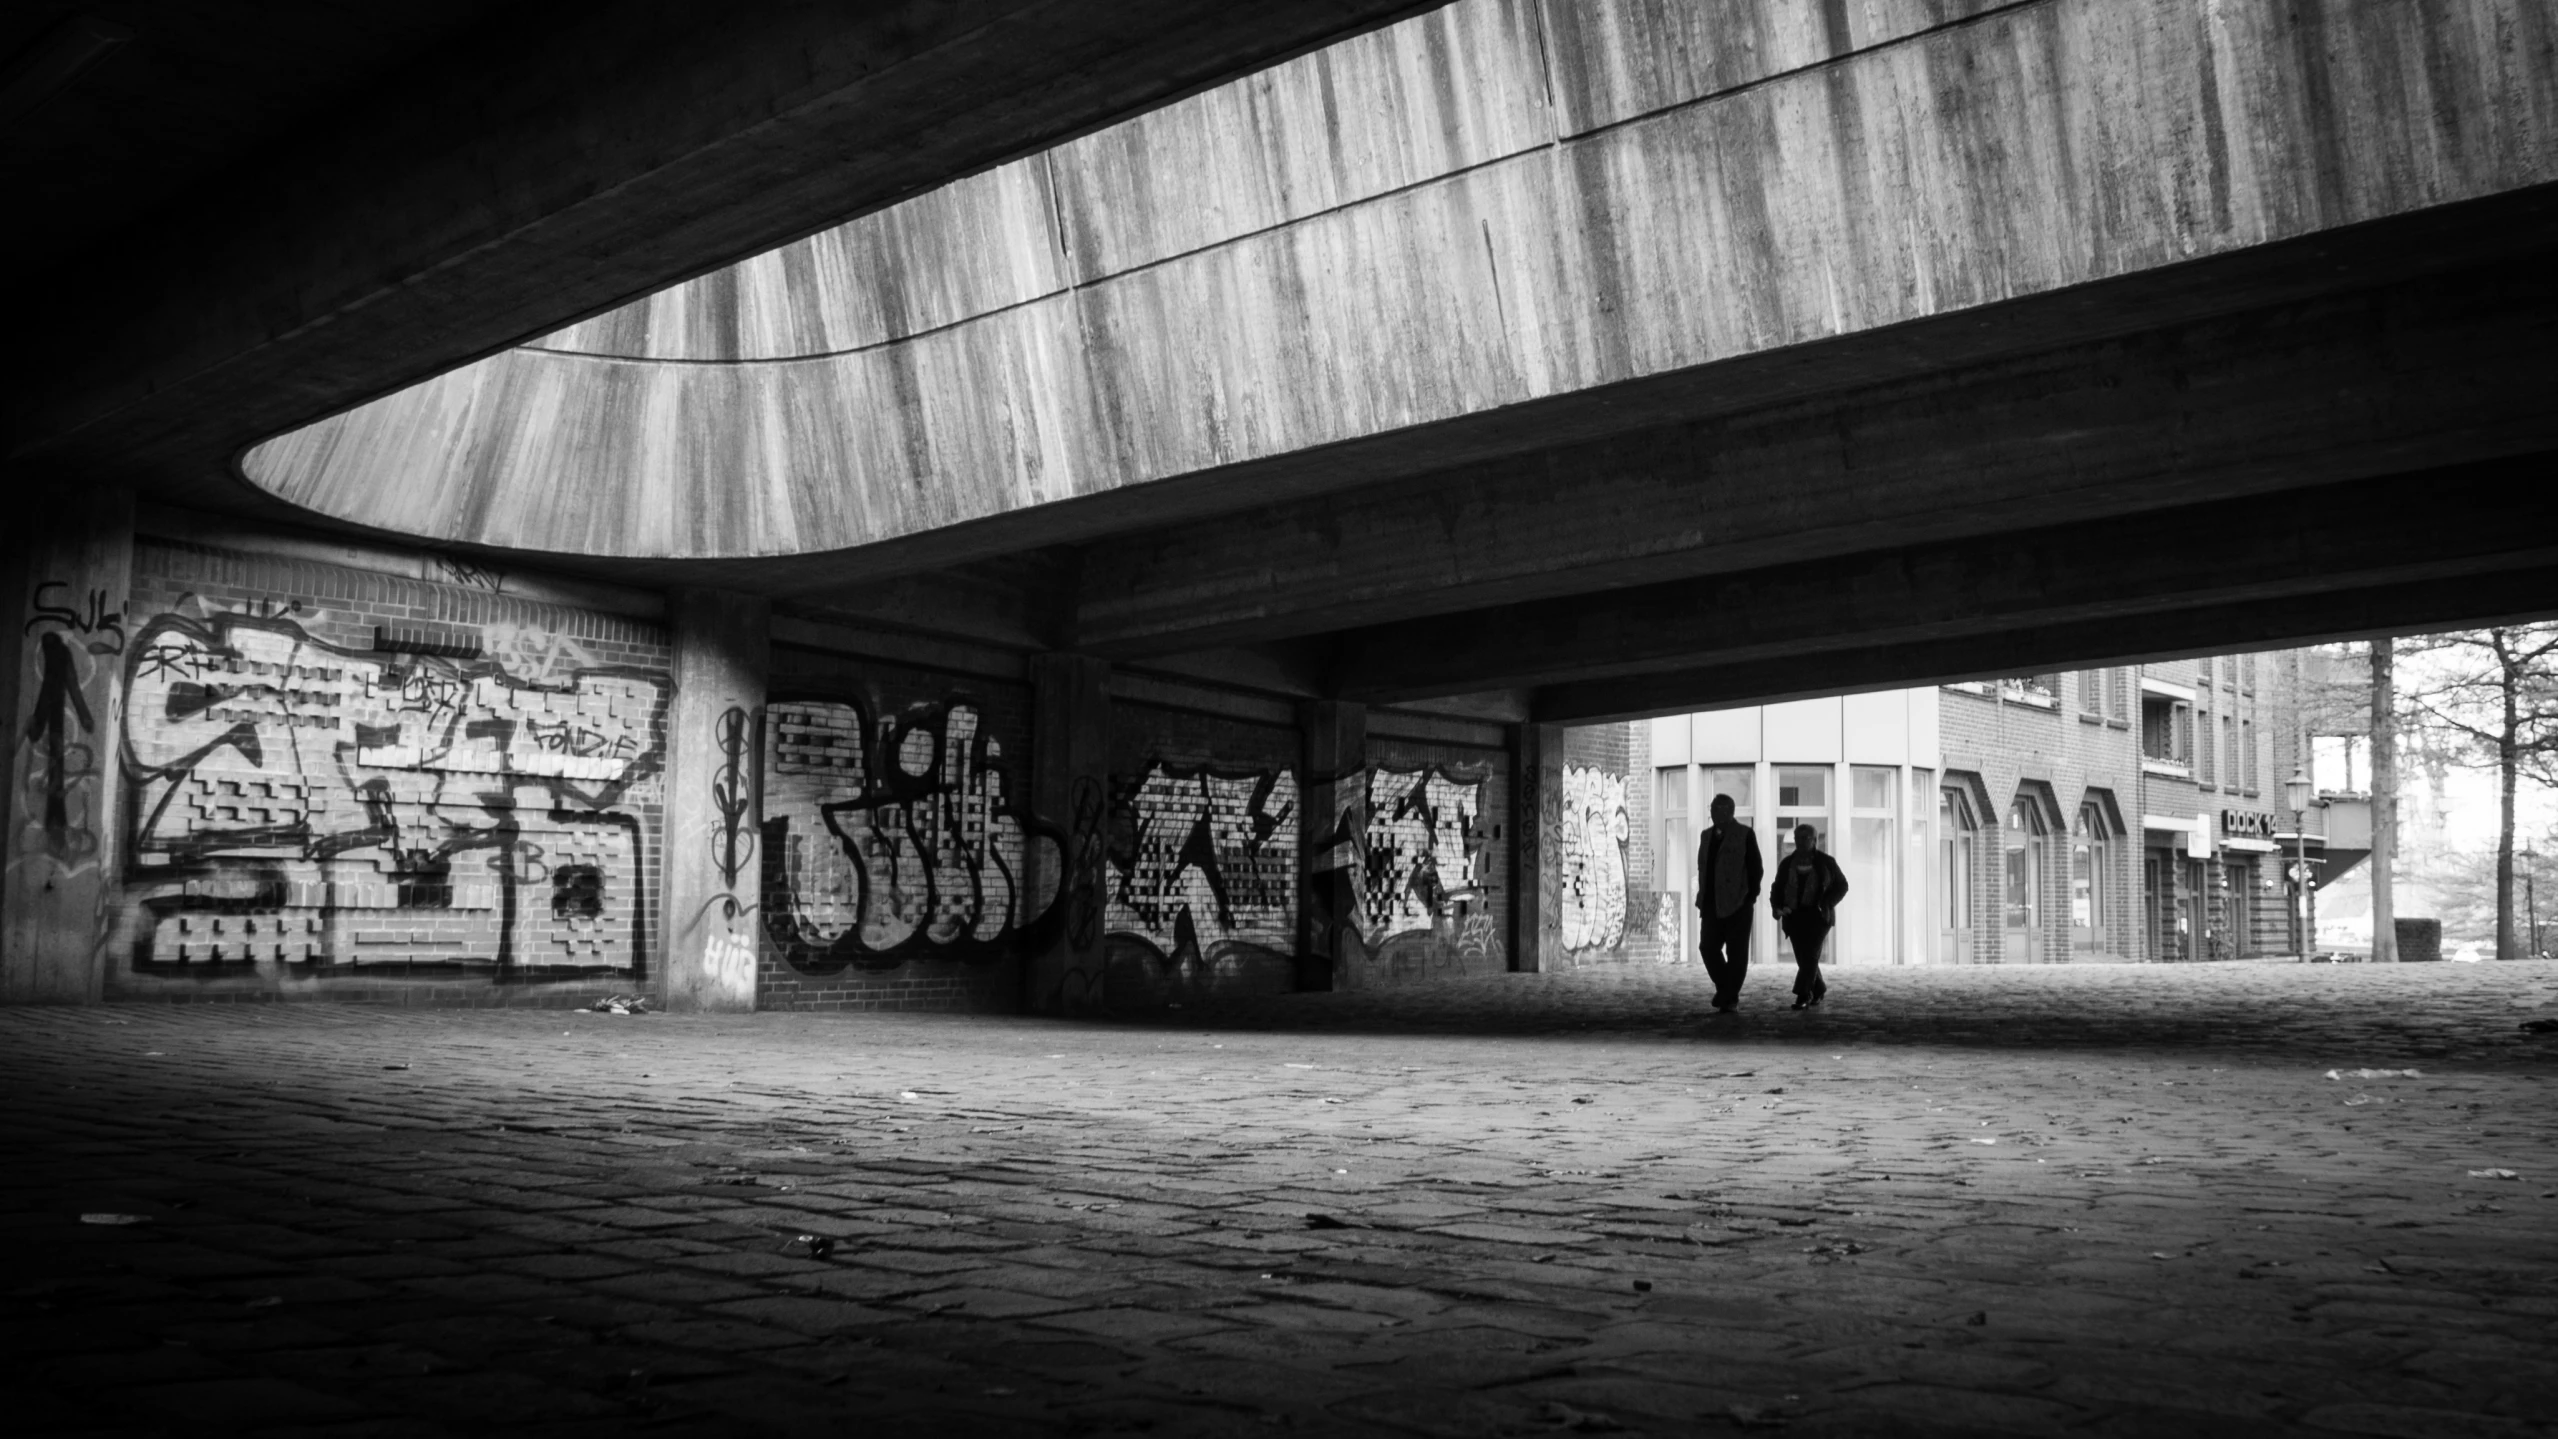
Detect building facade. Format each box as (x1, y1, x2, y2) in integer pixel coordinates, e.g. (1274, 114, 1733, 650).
(1620, 654, 2327, 968)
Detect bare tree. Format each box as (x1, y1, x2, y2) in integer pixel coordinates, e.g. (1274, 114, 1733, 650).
(2399, 625, 2558, 960)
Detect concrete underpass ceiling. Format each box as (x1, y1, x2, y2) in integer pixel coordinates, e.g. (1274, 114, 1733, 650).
(2, 0, 1440, 504)
(25, 0, 2557, 721)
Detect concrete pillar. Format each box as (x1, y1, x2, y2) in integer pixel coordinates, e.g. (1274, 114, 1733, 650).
(1513, 722, 1565, 973)
(2370, 638, 2398, 962)
(2, 484, 135, 1004)
(1299, 700, 1365, 992)
(1027, 653, 1110, 1015)
(661, 589, 768, 1012)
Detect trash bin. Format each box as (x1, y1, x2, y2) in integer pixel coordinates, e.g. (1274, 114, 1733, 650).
(2394, 917, 2443, 963)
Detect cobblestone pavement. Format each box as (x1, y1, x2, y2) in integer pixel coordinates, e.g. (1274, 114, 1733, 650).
(6, 962, 2557, 1438)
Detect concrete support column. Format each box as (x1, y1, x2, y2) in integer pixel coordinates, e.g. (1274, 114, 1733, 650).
(661, 589, 768, 1012)
(1, 483, 135, 1004)
(1027, 653, 1110, 1015)
(2370, 638, 2398, 962)
(1513, 722, 1565, 973)
(1299, 700, 1365, 992)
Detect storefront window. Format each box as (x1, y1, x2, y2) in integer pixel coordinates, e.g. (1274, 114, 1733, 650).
(1702, 766, 1755, 843)
(1843, 766, 1896, 964)
(1656, 767, 1692, 959)
(1656, 768, 1690, 898)
(1775, 766, 1829, 851)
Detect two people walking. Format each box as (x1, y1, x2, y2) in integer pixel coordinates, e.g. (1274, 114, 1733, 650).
(1694, 796, 1848, 1012)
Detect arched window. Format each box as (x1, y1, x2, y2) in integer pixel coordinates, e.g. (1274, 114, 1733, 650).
(2004, 798, 2048, 962)
(2071, 803, 2113, 955)
(1939, 787, 1977, 964)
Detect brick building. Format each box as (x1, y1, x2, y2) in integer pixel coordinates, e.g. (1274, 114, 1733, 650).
(1613, 653, 2337, 968)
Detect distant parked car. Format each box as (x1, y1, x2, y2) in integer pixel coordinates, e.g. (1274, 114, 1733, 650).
(2451, 942, 2484, 962)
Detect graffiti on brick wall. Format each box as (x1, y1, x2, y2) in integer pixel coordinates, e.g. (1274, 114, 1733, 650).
(1559, 764, 1628, 954)
(708, 705, 755, 909)
(116, 598, 664, 980)
(759, 697, 1063, 973)
(483, 622, 600, 689)
(1362, 762, 1500, 977)
(1104, 763, 1297, 988)
(12, 583, 127, 877)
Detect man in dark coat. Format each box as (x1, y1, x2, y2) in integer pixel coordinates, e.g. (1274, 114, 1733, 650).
(1771, 823, 1850, 1009)
(1695, 794, 1762, 1011)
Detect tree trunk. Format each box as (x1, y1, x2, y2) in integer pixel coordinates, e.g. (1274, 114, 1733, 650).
(2497, 630, 2520, 962)
(2370, 638, 2396, 962)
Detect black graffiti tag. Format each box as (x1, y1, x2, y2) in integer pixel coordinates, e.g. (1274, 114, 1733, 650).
(709, 705, 755, 916)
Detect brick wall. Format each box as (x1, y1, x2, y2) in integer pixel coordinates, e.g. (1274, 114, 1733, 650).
(1620, 720, 1671, 965)
(111, 539, 670, 1005)
(1364, 730, 1511, 986)
(1105, 700, 1302, 1007)
(1553, 723, 1640, 966)
(756, 647, 1032, 1013)
(1937, 675, 2143, 964)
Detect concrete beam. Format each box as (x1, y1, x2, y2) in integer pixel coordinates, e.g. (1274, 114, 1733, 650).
(10, 1, 1434, 505)
(1333, 461, 2558, 702)
(236, 0, 2558, 565)
(1530, 563, 2558, 725)
(1076, 259, 2558, 656)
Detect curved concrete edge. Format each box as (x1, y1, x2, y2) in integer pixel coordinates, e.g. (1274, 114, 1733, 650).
(239, 0, 2558, 561)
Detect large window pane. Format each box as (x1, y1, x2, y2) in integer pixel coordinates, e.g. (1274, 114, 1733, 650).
(2005, 843, 2033, 930)
(1776, 767, 1826, 810)
(2071, 839, 2094, 929)
(1775, 765, 1829, 850)
(1656, 768, 1690, 897)
(1656, 766, 1693, 961)
(1851, 766, 1893, 810)
(1841, 765, 1897, 962)
(2004, 799, 2044, 958)
(1847, 814, 1895, 964)
(1702, 767, 1754, 816)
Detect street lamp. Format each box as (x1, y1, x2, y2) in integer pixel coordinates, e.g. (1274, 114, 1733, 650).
(2285, 768, 2312, 958)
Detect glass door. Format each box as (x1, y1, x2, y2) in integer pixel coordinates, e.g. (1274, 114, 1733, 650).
(2004, 799, 2045, 963)
(1844, 766, 1896, 964)
(1939, 788, 1975, 964)
(2070, 805, 2110, 957)
(1655, 767, 1691, 961)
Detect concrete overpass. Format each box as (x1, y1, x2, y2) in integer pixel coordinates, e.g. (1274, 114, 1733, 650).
(4, 0, 2554, 1010)
(229, 0, 2558, 722)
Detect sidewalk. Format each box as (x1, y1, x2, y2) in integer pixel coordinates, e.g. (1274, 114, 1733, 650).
(5, 963, 2554, 1437)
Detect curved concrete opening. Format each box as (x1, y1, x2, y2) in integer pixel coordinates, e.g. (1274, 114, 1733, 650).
(239, 0, 2558, 564)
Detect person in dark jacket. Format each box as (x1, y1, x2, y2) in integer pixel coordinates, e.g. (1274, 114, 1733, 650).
(1770, 824, 1849, 1009)
(1694, 794, 1763, 1011)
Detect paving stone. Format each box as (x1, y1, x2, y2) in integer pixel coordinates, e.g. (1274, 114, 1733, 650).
(698, 1294, 902, 1335)
(122, 1375, 372, 1424)
(4, 964, 2554, 1435)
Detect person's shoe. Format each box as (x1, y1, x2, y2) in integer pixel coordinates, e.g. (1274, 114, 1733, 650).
(1791, 998, 1809, 1010)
